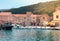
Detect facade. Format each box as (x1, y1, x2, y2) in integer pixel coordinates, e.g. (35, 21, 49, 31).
(0, 12, 50, 26)
(39, 14, 49, 26)
(0, 6, 60, 26)
(0, 12, 14, 24)
(13, 12, 50, 26)
(13, 12, 37, 26)
(52, 6, 60, 26)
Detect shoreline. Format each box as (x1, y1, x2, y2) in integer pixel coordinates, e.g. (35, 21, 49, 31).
(13, 26, 60, 30)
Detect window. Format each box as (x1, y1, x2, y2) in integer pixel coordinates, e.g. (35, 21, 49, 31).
(43, 17, 45, 19)
(58, 8, 60, 10)
(56, 15, 59, 19)
(24, 17, 26, 19)
(33, 17, 35, 19)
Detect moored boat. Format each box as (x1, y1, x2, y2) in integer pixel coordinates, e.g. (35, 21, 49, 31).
(2, 22, 13, 30)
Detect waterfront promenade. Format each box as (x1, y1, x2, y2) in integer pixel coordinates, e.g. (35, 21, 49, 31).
(12, 25, 60, 30)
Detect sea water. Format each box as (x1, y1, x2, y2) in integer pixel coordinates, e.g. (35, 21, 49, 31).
(0, 28, 60, 41)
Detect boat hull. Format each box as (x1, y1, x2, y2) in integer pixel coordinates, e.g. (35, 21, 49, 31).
(2, 26, 13, 30)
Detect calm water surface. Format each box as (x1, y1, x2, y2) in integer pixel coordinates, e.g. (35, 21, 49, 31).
(0, 28, 60, 41)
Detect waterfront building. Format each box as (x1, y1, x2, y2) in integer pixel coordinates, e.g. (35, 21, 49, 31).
(0, 12, 14, 24)
(13, 12, 50, 26)
(0, 12, 50, 26)
(52, 6, 60, 26)
(13, 12, 37, 26)
(0, 6, 60, 26)
(39, 14, 50, 26)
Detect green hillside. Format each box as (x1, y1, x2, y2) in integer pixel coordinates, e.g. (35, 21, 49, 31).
(1, 0, 60, 16)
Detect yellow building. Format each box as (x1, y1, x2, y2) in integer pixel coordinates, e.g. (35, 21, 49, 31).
(52, 6, 60, 26)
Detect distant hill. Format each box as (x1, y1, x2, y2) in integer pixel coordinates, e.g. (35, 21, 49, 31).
(1, 0, 60, 16)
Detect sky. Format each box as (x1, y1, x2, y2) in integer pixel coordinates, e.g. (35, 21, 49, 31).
(0, 0, 55, 9)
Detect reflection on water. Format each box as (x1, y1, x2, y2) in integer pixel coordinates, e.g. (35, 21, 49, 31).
(0, 29, 60, 41)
